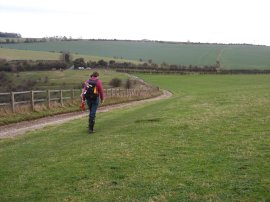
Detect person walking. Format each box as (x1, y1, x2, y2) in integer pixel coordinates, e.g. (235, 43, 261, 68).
(81, 71, 104, 134)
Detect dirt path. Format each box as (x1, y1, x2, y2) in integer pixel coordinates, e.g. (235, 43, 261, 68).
(0, 90, 172, 138)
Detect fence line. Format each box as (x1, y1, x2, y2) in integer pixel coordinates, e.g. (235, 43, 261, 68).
(0, 87, 160, 112)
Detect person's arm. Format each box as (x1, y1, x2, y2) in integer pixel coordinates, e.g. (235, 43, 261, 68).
(97, 80, 104, 103)
(81, 80, 88, 100)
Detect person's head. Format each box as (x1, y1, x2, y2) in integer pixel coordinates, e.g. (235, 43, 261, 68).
(90, 71, 99, 78)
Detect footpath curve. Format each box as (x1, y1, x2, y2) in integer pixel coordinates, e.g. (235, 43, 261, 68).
(0, 90, 172, 138)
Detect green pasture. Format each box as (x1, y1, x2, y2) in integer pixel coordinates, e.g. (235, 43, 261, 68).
(0, 47, 140, 64)
(0, 48, 61, 61)
(0, 69, 129, 92)
(0, 74, 269, 201)
(220, 45, 270, 69)
(1, 40, 270, 69)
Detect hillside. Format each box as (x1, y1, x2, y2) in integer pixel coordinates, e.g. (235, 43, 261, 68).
(1, 40, 270, 69)
(0, 47, 140, 64)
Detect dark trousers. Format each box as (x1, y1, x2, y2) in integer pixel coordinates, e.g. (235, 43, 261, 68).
(86, 98, 99, 132)
(86, 98, 99, 120)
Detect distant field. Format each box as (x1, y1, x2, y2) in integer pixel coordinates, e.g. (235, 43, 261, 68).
(0, 48, 61, 60)
(0, 48, 141, 64)
(1, 40, 270, 69)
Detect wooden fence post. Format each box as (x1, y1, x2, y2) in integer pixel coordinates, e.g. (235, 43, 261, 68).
(11, 92, 15, 113)
(47, 90, 50, 108)
(31, 91, 35, 111)
(71, 89, 74, 103)
(60, 90, 63, 106)
(1, 87, 158, 112)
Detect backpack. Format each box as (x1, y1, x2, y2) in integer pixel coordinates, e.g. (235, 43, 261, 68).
(84, 79, 98, 100)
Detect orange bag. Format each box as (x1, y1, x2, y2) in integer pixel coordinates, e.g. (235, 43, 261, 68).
(80, 101, 86, 111)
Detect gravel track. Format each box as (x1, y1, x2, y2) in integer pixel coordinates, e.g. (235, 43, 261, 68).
(0, 90, 172, 138)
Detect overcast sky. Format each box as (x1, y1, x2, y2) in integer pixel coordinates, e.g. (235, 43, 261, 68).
(1, 0, 270, 45)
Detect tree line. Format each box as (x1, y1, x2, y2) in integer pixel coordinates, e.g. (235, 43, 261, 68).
(74, 58, 270, 74)
(0, 36, 82, 44)
(73, 57, 220, 72)
(1, 55, 269, 74)
(0, 59, 68, 72)
(0, 32, 21, 38)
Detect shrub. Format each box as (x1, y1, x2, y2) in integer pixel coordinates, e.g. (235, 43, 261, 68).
(125, 78, 134, 89)
(44, 76, 49, 83)
(0, 71, 8, 82)
(73, 58, 86, 68)
(97, 59, 108, 67)
(109, 78, 122, 88)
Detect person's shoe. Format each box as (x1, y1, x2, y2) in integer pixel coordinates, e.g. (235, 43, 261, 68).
(89, 129, 95, 134)
(88, 117, 95, 134)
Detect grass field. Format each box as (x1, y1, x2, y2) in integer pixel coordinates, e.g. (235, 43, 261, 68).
(0, 47, 141, 64)
(0, 74, 269, 201)
(1, 40, 270, 69)
(0, 48, 61, 61)
(1, 69, 129, 91)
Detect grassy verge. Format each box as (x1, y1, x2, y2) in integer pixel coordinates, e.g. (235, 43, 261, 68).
(0, 101, 80, 126)
(0, 74, 269, 201)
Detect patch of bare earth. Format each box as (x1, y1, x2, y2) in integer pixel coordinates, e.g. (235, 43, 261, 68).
(0, 90, 172, 138)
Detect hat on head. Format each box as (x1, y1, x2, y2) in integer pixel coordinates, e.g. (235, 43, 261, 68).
(90, 71, 99, 77)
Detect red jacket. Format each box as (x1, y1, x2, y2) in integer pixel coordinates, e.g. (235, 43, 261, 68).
(81, 77, 104, 101)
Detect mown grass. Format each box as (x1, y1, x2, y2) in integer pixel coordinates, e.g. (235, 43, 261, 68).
(0, 74, 269, 201)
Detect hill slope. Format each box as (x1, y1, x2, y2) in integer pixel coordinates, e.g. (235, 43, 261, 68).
(1, 40, 270, 69)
